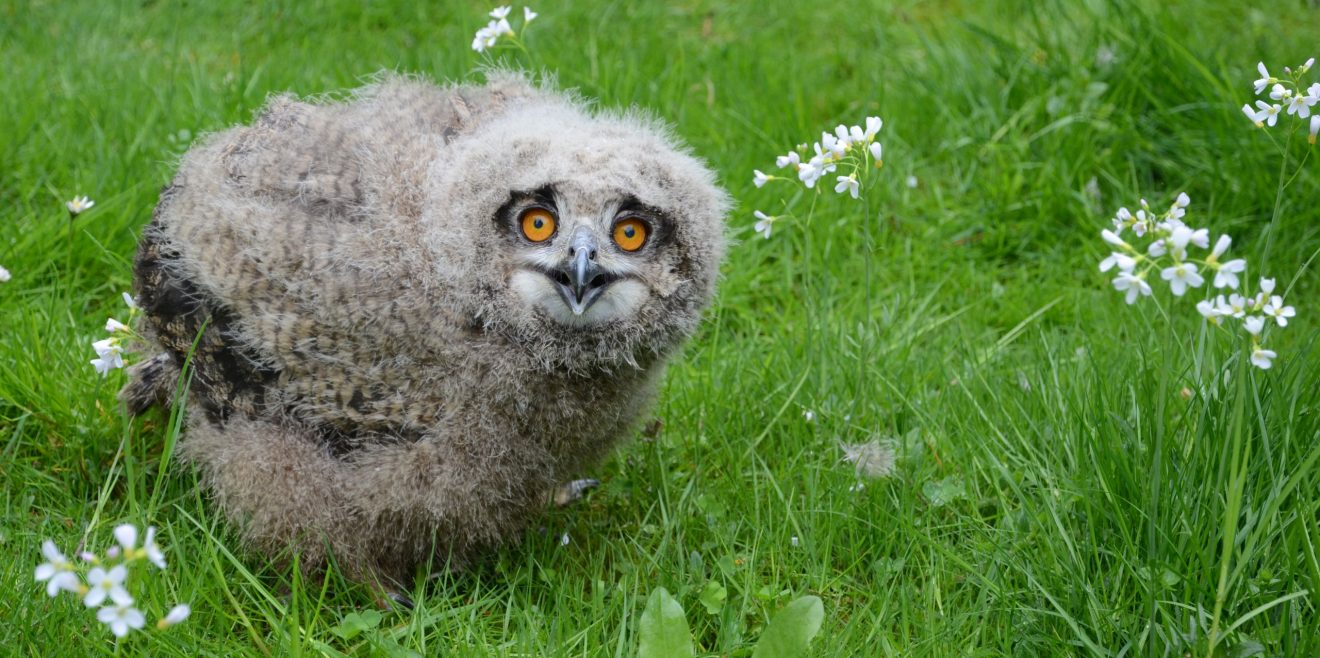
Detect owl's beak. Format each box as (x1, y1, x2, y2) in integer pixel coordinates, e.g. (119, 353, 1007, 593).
(550, 230, 613, 315)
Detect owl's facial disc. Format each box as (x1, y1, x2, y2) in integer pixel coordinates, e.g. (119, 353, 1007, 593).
(502, 188, 661, 327)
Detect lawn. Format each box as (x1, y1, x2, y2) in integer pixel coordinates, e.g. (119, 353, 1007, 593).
(2, 0, 1319, 655)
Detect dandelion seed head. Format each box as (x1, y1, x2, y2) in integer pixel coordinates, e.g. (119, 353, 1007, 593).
(840, 438, 897, 480)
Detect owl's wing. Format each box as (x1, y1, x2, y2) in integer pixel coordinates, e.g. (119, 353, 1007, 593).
(131, 75, 538, 428)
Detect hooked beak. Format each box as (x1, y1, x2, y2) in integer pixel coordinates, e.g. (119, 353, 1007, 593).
(549, 229, 614, 315)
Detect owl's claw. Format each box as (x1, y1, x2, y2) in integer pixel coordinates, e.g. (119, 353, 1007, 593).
(380, 590, 414, 611)
(552, 478, 600, 507)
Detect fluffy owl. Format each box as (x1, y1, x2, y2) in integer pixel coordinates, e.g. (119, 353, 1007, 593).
(123, 72, 727, 598)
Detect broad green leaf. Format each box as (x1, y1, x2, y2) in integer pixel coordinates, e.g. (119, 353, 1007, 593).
(698, 580, 727, 615)
(329, 609, 383, 640)
(638, 588, 694, 658)
(752, 595, 824, 658)
(922, 475, 967, 507)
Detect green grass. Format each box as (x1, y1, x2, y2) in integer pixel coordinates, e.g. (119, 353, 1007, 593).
(3, 0, 1319, 655)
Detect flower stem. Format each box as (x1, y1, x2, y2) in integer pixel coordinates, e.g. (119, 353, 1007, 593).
(1257, 127, 1293, 268)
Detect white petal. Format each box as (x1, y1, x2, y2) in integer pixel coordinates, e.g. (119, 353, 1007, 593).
(163, 604, 192, 626)
(113, 524, 138, 551)
(1210, 234, 1231, 259)
(84, 587, 106, 608)
(109, 586, 134, 607)
(42, 540, 63, 562)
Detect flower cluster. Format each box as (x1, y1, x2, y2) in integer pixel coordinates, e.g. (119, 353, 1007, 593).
(36, 524, 190, 638)
(1242, 59, 1320, 144)
(91, 292, 140, 376)
(750, 116, 885, 238)
(1100, 193, 1296, 369)
(471, 6, 537, 53)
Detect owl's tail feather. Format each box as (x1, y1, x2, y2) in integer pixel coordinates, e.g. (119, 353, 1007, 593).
(119, 352, 182, 415)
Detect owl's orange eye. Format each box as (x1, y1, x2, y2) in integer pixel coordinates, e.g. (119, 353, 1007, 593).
(520, 208, 556, 242)
(612, 218, 648, 252)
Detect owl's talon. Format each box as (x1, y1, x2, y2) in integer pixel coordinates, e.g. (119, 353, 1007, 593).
(552, 478, 599, 507)
(381, 591, 414, 611)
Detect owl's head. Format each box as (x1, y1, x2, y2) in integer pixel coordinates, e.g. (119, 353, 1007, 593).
(424, 76, 728, 369)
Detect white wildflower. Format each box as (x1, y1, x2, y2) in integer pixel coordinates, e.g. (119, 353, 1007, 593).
(66, 196, 95, 216)
(1213, 259, 1246, 289)
(0, 265, 9, 282)
(91, 339, 125, 376)
(1168, 225, 1209, 254)
(833, 124, 855, 147)
(1112, 207, 1132, 233)
(1224, 293, 1249, 318)
(36, 540, 82, 597)
(864, 116, 882, 140)
(906, 175, 918, 188)
(1208, 234, 1231, 261)
(489, 5, 511, 19)
(867, 141, 882, 163)
(1253, 101, 1282, 127)
(1286, 94, 1312, 118)
(1160, 263, 1204, 296)
(1196, 299, 1221, 323)
(122, 292, 138, 310)
(1253, 62, 1273, 95)
(753, 169, 771, 188)
(523, 7, 537, 22)
(1269, 83, 1292, 102)
(798, 157, 826, 188)
(834, 174, 859, 199)
(1098, 252, 1136, 273)
(1310, 115, 1319, 145)
(1263, 296, 1295, 327)
(1260, 277, 1275, 294)
(84, 565, 132, 608)
(1243, 316, 1265, 336)
(105, 318, 129, 333)
(820, 132, 846, 159)
(775, 151, 801, 170)
(1250, 347, 1277, 370)
(753, 211, 774, 239)
(96, 604, 146, 638)
(1112, 272, 1152, 304)
(113, 524, 138, 553)
(1100, 228, 1128, 248)
(1095, 45, 1116, 68)
(1242, 103, 1263, 127)
(157, 604, 191, 629)
(143, 526, 166, 569)
(1168, 192, 1191, 219)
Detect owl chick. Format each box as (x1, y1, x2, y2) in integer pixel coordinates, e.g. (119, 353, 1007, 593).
(123, 72, 727, 594)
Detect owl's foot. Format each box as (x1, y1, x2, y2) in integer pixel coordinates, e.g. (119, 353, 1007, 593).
(384, 590, 415, 611)
(551, 478, 599, 507)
